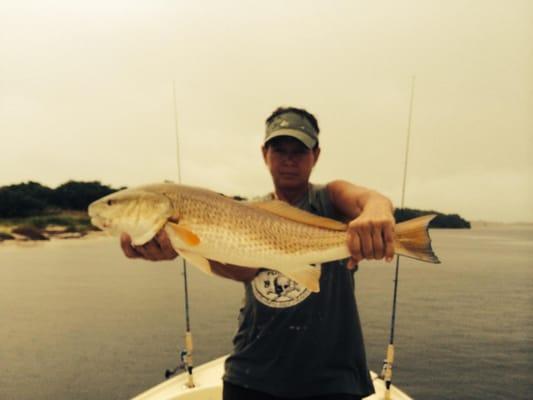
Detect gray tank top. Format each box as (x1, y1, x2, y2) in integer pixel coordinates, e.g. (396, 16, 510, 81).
(223, 184, 374, 398)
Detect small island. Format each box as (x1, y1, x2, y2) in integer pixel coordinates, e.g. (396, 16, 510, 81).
(394, 208, 471, 229)
(0, 181, 118, 242)
(0, 181, 470, 243)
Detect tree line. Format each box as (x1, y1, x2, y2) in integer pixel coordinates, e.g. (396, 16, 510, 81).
(0, 181, 119, 218)
(394, 207, 470, 229)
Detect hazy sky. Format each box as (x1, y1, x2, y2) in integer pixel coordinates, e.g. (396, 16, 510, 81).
(1, 1, 531, 222)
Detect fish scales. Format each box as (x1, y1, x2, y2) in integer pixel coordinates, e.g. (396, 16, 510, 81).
(168, 186, 345, 264)
(169, 188, 317, 246)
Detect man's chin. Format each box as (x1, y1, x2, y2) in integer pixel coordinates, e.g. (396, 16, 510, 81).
(275, 176, 306, 189)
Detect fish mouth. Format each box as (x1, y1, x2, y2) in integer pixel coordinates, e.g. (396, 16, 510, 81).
(88, 202, 112, 230)
(90, 215, 111, 230)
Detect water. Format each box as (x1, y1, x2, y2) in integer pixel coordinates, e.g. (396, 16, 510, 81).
(1, 226, 532, 399)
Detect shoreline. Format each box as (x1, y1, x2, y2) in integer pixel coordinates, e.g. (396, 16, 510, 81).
(0, 210, 97, 244)
(0, 227, 110, 247)
(0, 231, 109, 249)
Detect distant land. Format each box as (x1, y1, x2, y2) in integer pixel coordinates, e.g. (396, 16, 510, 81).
(0, 181, 470, 242)
(394, 208, 470, 229)
(470, 220, 533, 228)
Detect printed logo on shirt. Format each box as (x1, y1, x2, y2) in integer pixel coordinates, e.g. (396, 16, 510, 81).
(252, 270, 311, 308)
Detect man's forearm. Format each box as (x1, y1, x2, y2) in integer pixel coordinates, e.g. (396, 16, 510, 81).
(209, 260, 259, 282)
(327, 179, 395, 264)
(327, 179, 393, 219)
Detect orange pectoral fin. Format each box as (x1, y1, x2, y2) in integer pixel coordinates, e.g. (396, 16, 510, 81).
(167, 222, 201, 246)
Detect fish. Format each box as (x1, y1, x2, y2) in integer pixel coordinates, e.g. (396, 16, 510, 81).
(88, 183, 440, 293)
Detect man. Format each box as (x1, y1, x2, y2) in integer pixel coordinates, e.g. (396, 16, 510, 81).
(121, 107, 395, 399)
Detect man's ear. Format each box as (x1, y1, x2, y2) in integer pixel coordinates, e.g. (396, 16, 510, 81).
(313, 147, 321, 166)
(261, 145, 268, 163)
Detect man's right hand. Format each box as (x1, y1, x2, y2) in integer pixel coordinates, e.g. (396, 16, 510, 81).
(120, 230, 178, 261)
(120, 231, 258, 282)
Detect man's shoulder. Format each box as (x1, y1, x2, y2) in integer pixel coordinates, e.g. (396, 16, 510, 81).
(308, 182, 328, 196)
(310, 182, 352, 223)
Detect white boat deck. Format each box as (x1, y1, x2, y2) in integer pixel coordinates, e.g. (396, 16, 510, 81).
(133, 356, 412, 400)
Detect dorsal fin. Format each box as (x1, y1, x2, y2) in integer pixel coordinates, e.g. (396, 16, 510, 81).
(249, 200, 347, 231)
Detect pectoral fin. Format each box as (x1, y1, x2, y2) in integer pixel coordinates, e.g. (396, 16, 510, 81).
(167, 222, 201, 246)
(178, 249, 214, 276)
(281, 265, 322, 293)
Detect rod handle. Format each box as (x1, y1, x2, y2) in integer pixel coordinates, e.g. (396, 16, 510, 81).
(184, 331, 194, 388)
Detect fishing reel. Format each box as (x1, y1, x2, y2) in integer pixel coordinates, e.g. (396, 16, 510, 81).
(164, 348, 188, 379)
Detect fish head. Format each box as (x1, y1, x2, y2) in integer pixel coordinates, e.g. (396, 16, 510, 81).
(88, 187, 174, 245)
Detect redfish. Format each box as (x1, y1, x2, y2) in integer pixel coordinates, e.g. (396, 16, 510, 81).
(88, 183, 439, 292)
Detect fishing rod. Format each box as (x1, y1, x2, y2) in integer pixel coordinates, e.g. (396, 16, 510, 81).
(380, 75, 416, 399)
(164, 81, 195, 388)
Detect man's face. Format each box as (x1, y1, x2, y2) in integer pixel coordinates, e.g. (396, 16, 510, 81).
(262, 136, 320, 191)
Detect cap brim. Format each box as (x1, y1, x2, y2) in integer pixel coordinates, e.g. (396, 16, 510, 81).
(264, 129, 317, 149)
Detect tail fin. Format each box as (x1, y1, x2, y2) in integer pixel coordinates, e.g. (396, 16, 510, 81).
(394, 214, 440, 263)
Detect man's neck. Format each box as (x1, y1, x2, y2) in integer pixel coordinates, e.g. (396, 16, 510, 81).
(274, 184, 310, 205)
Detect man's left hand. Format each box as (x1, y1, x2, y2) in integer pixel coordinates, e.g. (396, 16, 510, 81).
(346, 208, 395, 269)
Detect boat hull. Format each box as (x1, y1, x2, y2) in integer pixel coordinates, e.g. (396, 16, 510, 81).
(132, 355, 413, 400)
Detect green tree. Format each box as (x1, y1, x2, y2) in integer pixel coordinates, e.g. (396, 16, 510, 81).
(0, 189, 47, 217)
(0, 182, 53, 217)
(52, 181, 116, 210)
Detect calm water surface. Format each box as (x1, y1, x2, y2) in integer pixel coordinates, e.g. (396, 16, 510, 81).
(1, 226, 532, 399)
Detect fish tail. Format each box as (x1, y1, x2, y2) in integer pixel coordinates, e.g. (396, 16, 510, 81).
(394, 214, 441, 263)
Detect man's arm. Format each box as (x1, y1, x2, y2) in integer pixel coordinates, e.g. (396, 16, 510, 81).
(326, 179, 395, 268)
(208, 261, 259, 282)
(120, 232, 258, 282)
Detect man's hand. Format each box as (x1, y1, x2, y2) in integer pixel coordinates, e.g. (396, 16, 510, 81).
(327, 180, 395, 270)
(346, 207, 395, 269)
(120, 231, 257, 282)
(120, 230, 178, 261)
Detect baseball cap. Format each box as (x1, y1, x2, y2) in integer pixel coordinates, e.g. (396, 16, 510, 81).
(264, 111, 319, 149)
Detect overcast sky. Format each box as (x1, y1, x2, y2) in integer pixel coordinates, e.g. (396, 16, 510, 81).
(1, 0, 531, 223)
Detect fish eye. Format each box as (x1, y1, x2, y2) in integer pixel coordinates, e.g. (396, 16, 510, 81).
(107, 200, 114, 206)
